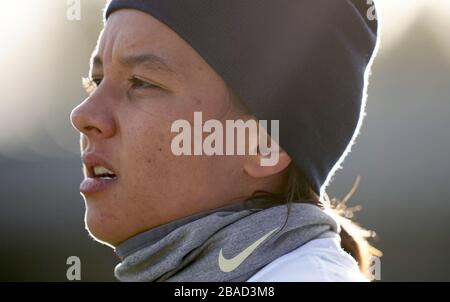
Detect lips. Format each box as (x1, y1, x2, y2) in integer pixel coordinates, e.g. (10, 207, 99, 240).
(80, 152, 118, 194)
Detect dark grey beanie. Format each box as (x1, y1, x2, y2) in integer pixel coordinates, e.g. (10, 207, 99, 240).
(104, 0, 379, 196)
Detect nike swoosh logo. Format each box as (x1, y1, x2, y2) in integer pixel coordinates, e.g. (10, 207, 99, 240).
(218, 227, 279, 273)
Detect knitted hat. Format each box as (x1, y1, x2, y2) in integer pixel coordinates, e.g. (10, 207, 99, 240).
(104, 0, 379, 196)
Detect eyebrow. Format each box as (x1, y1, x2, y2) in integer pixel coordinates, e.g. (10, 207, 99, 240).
(91, 53, 175, 74)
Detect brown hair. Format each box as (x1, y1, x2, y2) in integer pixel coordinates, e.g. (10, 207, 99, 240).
(284, 163, 382, 277)
(249, 163, 382, 278)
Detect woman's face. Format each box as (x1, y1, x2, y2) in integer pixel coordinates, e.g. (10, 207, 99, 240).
(70, 9, 260, 246)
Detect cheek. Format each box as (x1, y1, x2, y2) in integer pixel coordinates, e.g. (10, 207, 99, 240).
(125, 120, 172, 179)
(120, 115, 201, 201)
(123, 122, 202, 191)
(118, 109, 238, 203)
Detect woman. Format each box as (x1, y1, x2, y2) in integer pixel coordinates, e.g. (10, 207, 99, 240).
(70, 0, 380, 282)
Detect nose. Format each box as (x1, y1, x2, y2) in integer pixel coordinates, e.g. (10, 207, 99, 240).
(70, 95, 116, 141)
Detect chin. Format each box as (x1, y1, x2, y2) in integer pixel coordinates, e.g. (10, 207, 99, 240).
(84, 206, 124, 248)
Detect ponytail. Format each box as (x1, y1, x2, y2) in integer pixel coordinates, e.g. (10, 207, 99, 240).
(249, 163, 382, 278)
(287, 164, 383, 277)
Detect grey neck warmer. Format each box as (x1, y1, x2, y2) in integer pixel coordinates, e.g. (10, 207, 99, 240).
(114, 199, 339, 282)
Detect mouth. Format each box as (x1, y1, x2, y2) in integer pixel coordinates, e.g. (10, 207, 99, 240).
(89, 165, 117, 179)
(80, 154, 118, 194)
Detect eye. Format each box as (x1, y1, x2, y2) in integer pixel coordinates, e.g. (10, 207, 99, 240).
(129, 76, 161, 90)
(82, 77, 102, 94)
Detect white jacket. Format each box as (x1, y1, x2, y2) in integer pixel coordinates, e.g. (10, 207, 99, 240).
(247, 233, 368, 282)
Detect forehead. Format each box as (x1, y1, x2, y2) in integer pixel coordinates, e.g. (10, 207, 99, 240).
(93, 9, 193, 71)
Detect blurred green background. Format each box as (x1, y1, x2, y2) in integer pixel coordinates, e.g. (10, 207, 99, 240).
(0, 0, 449, 281)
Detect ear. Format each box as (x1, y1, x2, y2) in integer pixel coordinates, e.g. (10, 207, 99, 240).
(243, 139, 292, 178)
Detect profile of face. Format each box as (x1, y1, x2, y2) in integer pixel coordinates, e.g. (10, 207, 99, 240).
(70, 9, 291, 247)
